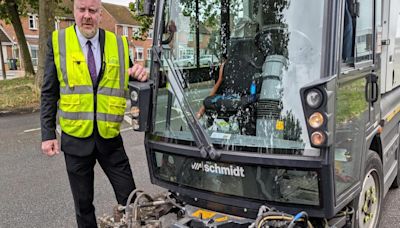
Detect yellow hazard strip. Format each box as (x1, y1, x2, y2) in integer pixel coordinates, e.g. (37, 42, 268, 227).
(384, 105, 400, 123)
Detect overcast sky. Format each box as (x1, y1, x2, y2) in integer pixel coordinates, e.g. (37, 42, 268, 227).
(101, 0, 134, 7)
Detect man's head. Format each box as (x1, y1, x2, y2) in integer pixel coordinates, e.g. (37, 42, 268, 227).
(74, 0, 102, 39)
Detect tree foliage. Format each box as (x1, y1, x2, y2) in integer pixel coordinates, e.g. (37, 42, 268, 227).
(0, 0, 39, 21)
(129, 0, 153, 41)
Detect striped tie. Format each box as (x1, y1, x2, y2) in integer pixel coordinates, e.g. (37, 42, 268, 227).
(86, 40, 97, 83)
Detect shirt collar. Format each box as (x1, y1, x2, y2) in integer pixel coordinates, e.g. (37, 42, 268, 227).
(75, 25, 99, 50)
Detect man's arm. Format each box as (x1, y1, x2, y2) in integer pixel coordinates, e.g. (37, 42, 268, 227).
(40, 38, 60, 142)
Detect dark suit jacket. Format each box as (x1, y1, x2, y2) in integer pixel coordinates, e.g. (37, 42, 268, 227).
(40, 27, 131, 157)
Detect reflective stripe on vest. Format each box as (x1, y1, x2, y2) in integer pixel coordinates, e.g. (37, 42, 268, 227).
(53, 26, 128, 138)
(58, 110, 124, 122)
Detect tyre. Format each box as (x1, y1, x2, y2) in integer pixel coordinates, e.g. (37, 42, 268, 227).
(356, 151, 383, 228)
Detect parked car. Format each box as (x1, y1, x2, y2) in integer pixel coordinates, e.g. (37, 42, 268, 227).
(200, 55, 219, 66)
(173, 55, 194, 67)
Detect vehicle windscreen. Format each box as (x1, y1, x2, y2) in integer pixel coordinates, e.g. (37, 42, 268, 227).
(152, 0, 325, 156)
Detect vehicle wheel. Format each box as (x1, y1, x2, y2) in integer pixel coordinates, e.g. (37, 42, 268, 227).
(357, 151, 383, 228)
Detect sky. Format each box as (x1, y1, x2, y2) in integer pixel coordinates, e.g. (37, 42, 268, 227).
(101, 0, 134, 7)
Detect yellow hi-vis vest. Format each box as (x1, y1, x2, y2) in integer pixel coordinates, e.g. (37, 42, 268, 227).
(52, 26, 129, 139)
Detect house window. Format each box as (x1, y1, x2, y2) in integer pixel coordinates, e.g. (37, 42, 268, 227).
(135, 47, 144, 61)
(147, 29, 153, 39)
(12, 45, 19, 59)
(147, 48, 152, 59)
(146, 48, 152, 67)
(29, 15, 37, 30)
(123, 26, 128, 36)
(30, 45, 39, 66)
(132, 27, 140, 36)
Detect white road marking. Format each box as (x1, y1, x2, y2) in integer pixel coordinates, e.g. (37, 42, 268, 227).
(23, 128, 41, 133)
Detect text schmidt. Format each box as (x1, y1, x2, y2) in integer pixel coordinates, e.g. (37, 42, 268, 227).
(191, 161, 245, 177)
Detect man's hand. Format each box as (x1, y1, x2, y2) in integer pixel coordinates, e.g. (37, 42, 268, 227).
(128, 64, 147, 82)
(41, 139, 60, 157)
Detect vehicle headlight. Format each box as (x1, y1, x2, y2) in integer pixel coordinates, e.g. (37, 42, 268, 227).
(305, 89, 323, 109)
(130, 106, 140, 118)
(308, 112, 324, 128)
(311, 131, 326, 146)
(131, 90, 138, 102)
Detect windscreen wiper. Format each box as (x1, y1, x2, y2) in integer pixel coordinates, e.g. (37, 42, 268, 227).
(152, 46, 219, 160)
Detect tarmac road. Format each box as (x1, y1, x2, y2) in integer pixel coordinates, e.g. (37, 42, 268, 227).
(0, 112, 399, 227)
(0, 112, 162, 227)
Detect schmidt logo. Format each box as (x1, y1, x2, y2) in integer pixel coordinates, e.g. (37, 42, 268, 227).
(191, 161, 245, 178)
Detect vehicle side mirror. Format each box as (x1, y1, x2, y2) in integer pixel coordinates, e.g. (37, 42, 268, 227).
(128, 80, 153, 132)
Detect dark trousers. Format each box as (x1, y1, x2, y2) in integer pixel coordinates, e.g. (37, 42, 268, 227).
(64, 145, 135, 228)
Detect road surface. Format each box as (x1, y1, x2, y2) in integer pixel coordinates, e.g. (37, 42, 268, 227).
(0, 112, 399, 227)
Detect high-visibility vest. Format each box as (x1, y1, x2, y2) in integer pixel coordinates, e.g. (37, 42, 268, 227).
(52, 25, 129, 139)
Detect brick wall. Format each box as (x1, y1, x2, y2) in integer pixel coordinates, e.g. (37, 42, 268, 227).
(0, 16, 40, 70)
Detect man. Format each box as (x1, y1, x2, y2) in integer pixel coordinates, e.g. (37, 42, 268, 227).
(40, 0, 147, 227)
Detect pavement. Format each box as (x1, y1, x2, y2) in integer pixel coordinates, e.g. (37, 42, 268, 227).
(0, 112, 163, 227)
(0, 70, 25, 80)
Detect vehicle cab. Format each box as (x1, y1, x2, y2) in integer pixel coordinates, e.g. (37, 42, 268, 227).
(122, 0, 400, 227)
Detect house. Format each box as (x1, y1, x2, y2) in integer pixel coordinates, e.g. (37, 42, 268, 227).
(0, 1, 152, 71)
(100, 2, 153, 68)
(0, 25, 15, 71)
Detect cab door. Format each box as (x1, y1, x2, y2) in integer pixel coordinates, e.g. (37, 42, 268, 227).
(334, 0, 377, 199)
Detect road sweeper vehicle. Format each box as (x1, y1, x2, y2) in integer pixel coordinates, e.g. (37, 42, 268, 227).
(99, 0, 400, 227)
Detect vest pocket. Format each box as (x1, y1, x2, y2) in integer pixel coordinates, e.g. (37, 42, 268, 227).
(71, 53, 88, 85)
(105, 63, 120, 81)
(108, 97, 126, 117)
(60, 94, 80, 111)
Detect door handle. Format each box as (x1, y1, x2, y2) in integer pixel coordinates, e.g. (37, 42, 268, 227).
(365, 73, 378, 103)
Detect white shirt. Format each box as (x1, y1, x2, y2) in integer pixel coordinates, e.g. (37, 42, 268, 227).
(75, 27, 101, 77)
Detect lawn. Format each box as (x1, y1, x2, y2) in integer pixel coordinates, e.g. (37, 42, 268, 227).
(0, 77, 40, 114)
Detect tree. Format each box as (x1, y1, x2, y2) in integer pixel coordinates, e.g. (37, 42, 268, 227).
(0, 0, 38, 77)
(129, 0, 153, 41)
(36, 0, 56, 89)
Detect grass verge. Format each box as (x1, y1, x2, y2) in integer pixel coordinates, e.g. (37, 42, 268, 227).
(0, 77, 40, 114)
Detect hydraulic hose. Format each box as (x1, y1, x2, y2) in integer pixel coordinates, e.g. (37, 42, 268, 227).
(125, 189, 144, 228)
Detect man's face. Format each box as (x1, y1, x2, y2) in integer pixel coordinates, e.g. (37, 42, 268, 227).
(74, 0, 102, 39)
